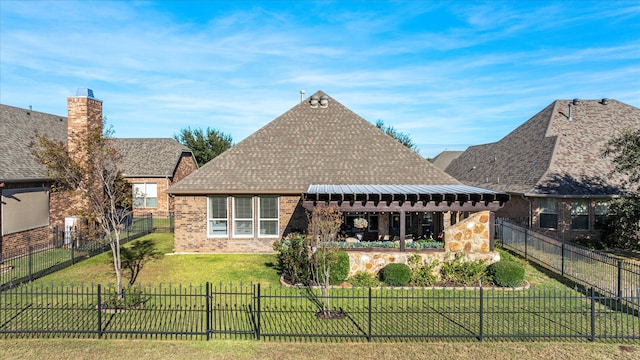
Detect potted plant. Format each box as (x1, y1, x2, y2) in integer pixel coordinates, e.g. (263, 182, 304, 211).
(353, 217, 368, 240)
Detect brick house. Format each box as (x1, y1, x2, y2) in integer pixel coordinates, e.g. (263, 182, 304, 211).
(0, 89, 197, 257)
(445, 99, 640, 242)
(168, 91, 509, 254)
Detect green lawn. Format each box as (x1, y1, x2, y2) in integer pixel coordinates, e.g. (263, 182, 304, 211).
(32, 233, 280, 287)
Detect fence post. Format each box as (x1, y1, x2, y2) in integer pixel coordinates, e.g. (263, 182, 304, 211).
(590, 287, 596, 342)
(524, 228, 529, 260)
(368, 287, 372, 343)
(28, 246, 33, 282)
(256, 283, 261, 341)
(478, 287, 484, 342)
(617, 261, 623, 301)
(71, 238, 76, 264)
(206, 282, 211, 341)
(97, 284, 103, 339)
(561, 242, 565, 277)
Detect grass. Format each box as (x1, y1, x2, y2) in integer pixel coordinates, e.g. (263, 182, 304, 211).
(28, 234, 564, 289)
(0, 339, 638, 360)
(31, 233, 280, 286)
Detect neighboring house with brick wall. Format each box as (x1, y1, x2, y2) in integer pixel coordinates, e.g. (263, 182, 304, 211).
(445, 99, 640, 242)
(168, 91, 509, 254)
(0, 89, 197, 257)
(114, 138, 198, 217)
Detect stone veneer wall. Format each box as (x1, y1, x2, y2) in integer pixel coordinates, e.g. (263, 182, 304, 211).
(347, 211, 500, 277)
(173, 195, 304, 253)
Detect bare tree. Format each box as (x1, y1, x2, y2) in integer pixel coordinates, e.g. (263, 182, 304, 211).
(33, 125, 132, 297)
(307, 205, 343, 316)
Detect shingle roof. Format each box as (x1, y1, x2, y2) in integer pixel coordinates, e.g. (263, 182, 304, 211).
(169, 91, 460, 195)
(1, 104, 67, 181)
(445, 99, 640, 196)
(113, 138, 194, 177)
(1, 104, 193, 182)
(431, 151, 464, 170)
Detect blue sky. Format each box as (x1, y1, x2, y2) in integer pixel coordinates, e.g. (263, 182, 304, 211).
(1, 1, 639, 158)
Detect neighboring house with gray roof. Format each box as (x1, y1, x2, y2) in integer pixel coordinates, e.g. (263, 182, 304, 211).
(445, 98, 640, 242)
(431, 151, 463, 171)
(0, 90, 197, 257)
(113, 138, 198, 217)
(168, 91, 509, 253)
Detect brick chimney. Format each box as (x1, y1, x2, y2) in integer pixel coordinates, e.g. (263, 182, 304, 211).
(67, 88, 103, 155)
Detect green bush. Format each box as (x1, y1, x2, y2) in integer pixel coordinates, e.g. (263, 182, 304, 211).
(440, 253, 488, 286)
(314, 250, 350, 285)
(272, 233, 312, 285)
(348, 271, 382, 287)
(488, 260, 525, 287)
(329, 251, 350, 285)
(407, 254, 439, 286)
(379, 263, 411, 286)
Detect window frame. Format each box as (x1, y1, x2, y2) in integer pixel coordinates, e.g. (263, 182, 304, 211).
(571, 199, 590, 230)
(233, 196, 254, 237)
(594, 200, 610, 230)
(258, 196, 280, 237)
(538, 198, 558, 229)
(133, 183, 158, 209)
(207, 196, 228, 237)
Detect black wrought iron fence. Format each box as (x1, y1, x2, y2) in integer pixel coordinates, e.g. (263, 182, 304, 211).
(0, 282, 638, 343)
(495, 218, 640, 303)
(0, 214, 154, 290)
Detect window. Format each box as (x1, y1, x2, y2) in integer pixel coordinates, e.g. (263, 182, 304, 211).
(133, 183, 157, 208)
(571, 199, 589, 230)
(1, 188, 49, 235)
(594, 200, 610, 230)
(234, 196, 253, 236)
(539, 198, 558, 229)
(208, 196, 228, 236)
(258, 196, 279, 236)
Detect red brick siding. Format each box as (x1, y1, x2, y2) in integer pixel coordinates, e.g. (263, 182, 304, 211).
(173, 195, 308, 253)
(128, 177, 170, 217)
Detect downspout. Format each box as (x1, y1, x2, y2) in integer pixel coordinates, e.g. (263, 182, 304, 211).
(524, 195, 532, 228)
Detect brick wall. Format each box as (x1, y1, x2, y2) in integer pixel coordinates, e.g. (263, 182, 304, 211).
(173, 194, 307, 253)
(129, 177, 170, 217)
(1, 227, 53, 258)
(173, 153, 198, 184)
(530, 197, 604, 242)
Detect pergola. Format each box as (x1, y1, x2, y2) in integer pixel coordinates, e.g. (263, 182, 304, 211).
(302, 184, 510, 250)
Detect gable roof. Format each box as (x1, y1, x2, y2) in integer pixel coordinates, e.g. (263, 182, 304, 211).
(113, 138, 194, 178)
(445, 99, 640, 196)
(1, 104, 67, 182)
(1, 104, 194, 182)
(431, 151, 464, 170)
(169, 90, 460, 195)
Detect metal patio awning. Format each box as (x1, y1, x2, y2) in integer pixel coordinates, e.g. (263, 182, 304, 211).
(302, 184, 510, 212)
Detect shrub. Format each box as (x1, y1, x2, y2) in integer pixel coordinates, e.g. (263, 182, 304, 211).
(314, 250, 350, 285)
(488, 260, 525, 287)
(102, 286, 147, 309)
(272, 233, 312, 285)
(348, 271, 382, 287)
(440, 253, 488, 286)
(407, 254, 439, 286)
(330, 251, 350, 285)
(379, 263, 411, 286)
